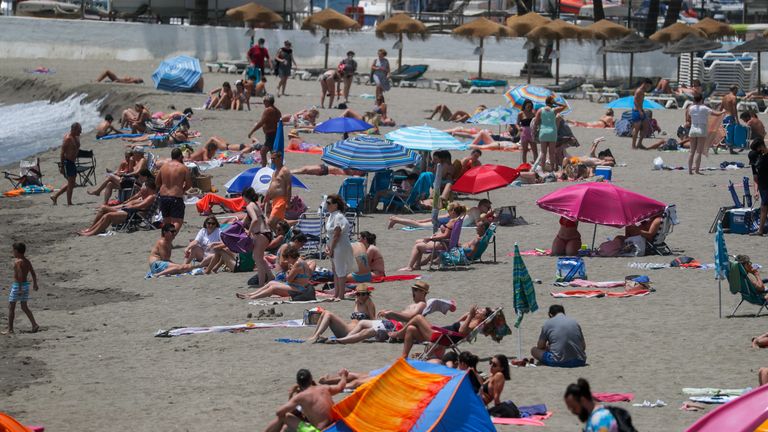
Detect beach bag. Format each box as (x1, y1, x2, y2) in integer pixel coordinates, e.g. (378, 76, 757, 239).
(488, 401, 520, 418)
(606, 406, 638, 432)
(285, 195, 308, 220)
(221, 221, 253, 254)
(245, 65, 261, 82)
(303, 307, 323, 325)
(661, 138, 679, 151)
(440, 247, 469, 267)
(620, 235, 646, 257)
(615, 112, 633, 137)
(235, 252, 255, 273)
(556, 257, 587, 282)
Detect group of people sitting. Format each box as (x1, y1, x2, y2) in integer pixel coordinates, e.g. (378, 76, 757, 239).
(204, 77, 267, 111)
(552, 211, 664, 257)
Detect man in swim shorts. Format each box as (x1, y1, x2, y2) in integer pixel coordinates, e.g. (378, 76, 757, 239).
(631, 78, 653, 150)
(264, 368, 348, 432)
(248, 94, 282, 167)
(148, 225, 199, 277)
(265, 151, 291, 230)
(51, 122, 81, 206)
(155, 148, 192, 232)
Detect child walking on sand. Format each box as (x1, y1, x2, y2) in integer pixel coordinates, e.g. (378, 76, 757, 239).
(4, 242, 39, 335)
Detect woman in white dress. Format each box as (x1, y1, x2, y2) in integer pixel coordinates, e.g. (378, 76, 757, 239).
(325, 194, 356, 299)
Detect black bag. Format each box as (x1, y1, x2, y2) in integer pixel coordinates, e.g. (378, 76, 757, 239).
(606, 406, 638, 432)
(488, 401, 520, 419)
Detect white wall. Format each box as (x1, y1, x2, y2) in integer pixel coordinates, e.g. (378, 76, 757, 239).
(0, 15, 682, 79)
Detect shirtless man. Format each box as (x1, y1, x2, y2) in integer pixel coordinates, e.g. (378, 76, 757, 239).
(721, 85, 740, 151)
(155, 148, 192, 232)
(51, 122, 81, 206)
(291, 164, 365, 177)
(248, 95, 282, 167)
(265, 151, 291, 231)
(263, 368, 348, 432)
(188, 142, 218, 162)
(96, 69, 144, 84)
(631, 79, 653, 150)
(95, 114, 120, 138)
(148, 224, 199, 277)
(741, 111, 766, 140)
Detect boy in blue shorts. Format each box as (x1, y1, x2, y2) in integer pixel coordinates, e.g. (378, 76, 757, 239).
(4, 242, 39, 335)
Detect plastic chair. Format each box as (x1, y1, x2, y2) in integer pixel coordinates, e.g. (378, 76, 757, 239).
(470, 223, 497, 263)
(367, 170, 393, 212)
(728, 260, 768, 317)
(339, 176, 366, 214)
(384, 171, 434, 213)
(646, 205, 679, 256)
(294, 213, 325, 259)
(428, 217, 464, 270)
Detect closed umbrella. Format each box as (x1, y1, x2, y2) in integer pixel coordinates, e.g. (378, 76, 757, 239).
(452, 164, 519, 195)
(714, 221, 729, 318)
(504, 84, 571, 114)
(152, 55, 202, 93)
(507, 12, 551, 84)
(599, 33, 662, 88)
(321, 135, 419, 172)
(663, 34, 722, 83)
(587, 19, 632, 82)
(224, 167, 309, 194)
(376, 13, 428, 69)
(512, 243, 538, 358)
(452, 17, 513, 79)
(526, 19, 593, 85)
(692, 17, 735, 39)
(605, 96, 666, 110)
(385, 125, 467, 151)
(314, 117, 374, 134)
(302, 9, 361, 69)
(731, 36, 768, 88)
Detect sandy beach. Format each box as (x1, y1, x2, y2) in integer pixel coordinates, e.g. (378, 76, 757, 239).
(1, 56, 766, 431)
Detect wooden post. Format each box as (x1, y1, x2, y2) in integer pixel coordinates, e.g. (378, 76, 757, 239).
(555, 39, 560, 85)
(397, 33, 403, 69)
(478, 37, 484, 79)
(324, 28, 330, 69)
(602, 40, 607, 82)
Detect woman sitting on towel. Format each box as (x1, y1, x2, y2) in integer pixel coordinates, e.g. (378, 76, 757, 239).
(399, 203, 466, 271)
(235, 246, 315, 301)
(305, 284, 377, 344)
(483, 354, 517, 418)
(183, 216, 222, 265)
(347, 231, 385, 283)
(389, 305, 491, 358)
(552, 217, 582, 256)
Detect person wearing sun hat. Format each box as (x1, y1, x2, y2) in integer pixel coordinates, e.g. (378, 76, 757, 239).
(305, 283, 377, 344)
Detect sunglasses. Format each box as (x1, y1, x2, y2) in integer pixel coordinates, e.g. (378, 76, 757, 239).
(489, 361, 499, 367)
(356, 292, 370, 297)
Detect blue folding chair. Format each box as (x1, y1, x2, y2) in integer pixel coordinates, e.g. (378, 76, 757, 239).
(339, 176, 366, 214)
(384, 172, 434, 213)
(367, 170, 393, 212)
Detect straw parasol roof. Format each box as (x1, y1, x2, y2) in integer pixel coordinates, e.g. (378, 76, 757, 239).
(225, 2, 282, 25)
(692, 17, 735, 39)
(650, 22, 706, 44)
(731, 36, 768, 53)
(526, 19, 592, 41)
(662, 34, 722, 54)
(302, 8, 361, 31)
(376, 13, 427, 38)
(587, 19, 632, 40)
(602, 32, 662, 54)
(452, 17, 513, 39)
(506, 12, 550, 37)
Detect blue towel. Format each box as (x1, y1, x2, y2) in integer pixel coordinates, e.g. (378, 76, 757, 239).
(517, 404, 547, 418)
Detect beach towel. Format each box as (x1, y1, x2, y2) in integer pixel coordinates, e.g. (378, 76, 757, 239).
(248, 298, 337, 306)
(422, 298, 457, 316)
(518, 404, 548, 417)
(371, 275, 420, 283)
(286, 141, 323, 154)
(3, 185, 52, 197)
(553, 280, 625, 288)
(550, 288, 651, 298)
(682, 387, 751, 396)
(96, 133, 143, 140)
(491, 413, 552, 427)
(145, 268, 205, 279)
(196, 193, 246, 214)
(594, 393, 635, 402)
(154, 319, 309, 337)
(517, 249, 551, 256)
(689, 395, 738, 404)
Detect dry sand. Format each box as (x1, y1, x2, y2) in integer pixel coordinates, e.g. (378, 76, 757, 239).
(1, 57, 766, 431)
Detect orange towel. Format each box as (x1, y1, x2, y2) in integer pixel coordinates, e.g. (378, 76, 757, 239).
(195, 194, 246, 214)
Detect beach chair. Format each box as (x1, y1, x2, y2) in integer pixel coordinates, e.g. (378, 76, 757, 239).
(366, 170, 393, 212)
(3, 158, 42, 188)
(339, 176, 366, 214)
(391, 65, 429, 86)
(546, 77, 586, 98)
(294, 213, 325, 259)
(727, 260, 768, 317)
(418, 307, 508, 359)
(429, 217, 465, 271)
(114, 195, 160, 233)
(385, 171, 434, 213)
(646, 205, 678, 256)
(345, 210, 360, 240)
(470, 223, 497, 263)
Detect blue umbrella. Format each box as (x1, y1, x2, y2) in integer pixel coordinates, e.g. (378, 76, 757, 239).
(314, 117, 373, 134)
(605, 96, 666, 110)
(714, 221, 729, 318)
(272, 120, 285, 169)
(152, 55, 203, 93)
(321, 135, 420, 172)
(385, 125, 467, 151)
(504, 85, 572, 115)
(224, 167, 309, 194)
(468, 106, 520, 126)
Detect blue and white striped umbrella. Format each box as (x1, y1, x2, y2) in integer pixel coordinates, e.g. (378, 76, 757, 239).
(385, 125, 467, 151)
(504, 85, 572, 115)
(321, 135, 420, 172)
(224, 167, 309, 194)
(152, 55, 203, 93)
(468, 106, 520, 126)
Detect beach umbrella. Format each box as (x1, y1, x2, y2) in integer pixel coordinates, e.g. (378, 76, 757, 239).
(385, 125, 467, 151)
(506, 12, 551, 84)
(588, 20, 632, 82)
(151, 55, 202, 93)
(224, 166, 309, 194)
(452, 17, 513, 79)
(375, 13, 428, 69)
(512, 243, 537, 358)
(526, 20, 593, 86)
(271, 120, 285, 169)
(731, 37, 768, 88)
(692, 17, 735, 39)
(599, 33, 662, 88)
(663, 34, 723, 83)
(467, 106, 519, 133)
(504, 84, 571, 114)
(302, 9, 361, 69)
(714, 221, 729, 319)
(650, 22, 706, 44)
(321, 135, 419, 172)
(314, 117, 374, 134)
(604, 95, 666, 110)
(452, 164, 519, 195)
(225, 2, 282, 26)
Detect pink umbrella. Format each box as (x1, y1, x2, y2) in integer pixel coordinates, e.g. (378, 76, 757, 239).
(536, 183, 666, 227)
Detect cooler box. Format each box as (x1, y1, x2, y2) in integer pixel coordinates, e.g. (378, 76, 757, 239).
(726, 123, 749, 148)
(725, 208, 758, 234)
(595, 166, 612, 180)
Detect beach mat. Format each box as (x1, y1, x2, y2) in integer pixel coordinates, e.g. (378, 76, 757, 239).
(550, 288, 650, 298)
(97, 133, 143, 140)
(594, 392, 634, 402)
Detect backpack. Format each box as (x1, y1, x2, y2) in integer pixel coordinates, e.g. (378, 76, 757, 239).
(615, 119, 632, 137)
(606, 406, 638, 432)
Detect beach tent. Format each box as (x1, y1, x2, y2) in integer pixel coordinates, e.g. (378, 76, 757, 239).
(326, 358, 494, 432)
(685, 385, 768, 432)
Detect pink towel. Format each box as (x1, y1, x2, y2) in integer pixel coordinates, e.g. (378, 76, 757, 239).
(564, 280, 625, 288)
(492, 412, 553, 426)
(594, 392, 634, 402)
(512, 249, 552, 256)
(550, 288, 650, 298)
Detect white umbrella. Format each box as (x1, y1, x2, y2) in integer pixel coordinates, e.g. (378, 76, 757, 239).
(224, 167, 309, 194)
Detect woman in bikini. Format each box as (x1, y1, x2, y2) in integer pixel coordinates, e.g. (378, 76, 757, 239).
(399, 203, 465, 271)
(390, 305, 490, 358)
(468, 127, 521, 152)
(552, 217, 582, 256)
(319, 69, 342, 108)
(243, 187, 274, 287)
(232, 80, 250, 111)
(483, 354, 515, 418)
(204, 136, 257, 153)
(206, 82, 234, 110)
(518, 100, 538, 164)
(426, 104, 486, 122)
(567, 109, 615, 128)
(347, 230, 385, 283)
(235, 246, 314, 300)
(305, 284, 377, 343)
(281, 108, 319, 129)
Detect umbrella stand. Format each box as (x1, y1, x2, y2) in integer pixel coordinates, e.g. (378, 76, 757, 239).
(718, 278, 722, 318)
(478, 37, 485, 79)
(628, 52, 634, 89)
(555, 39, 560, 86)
(397, 33, 403, 69)
(591, 224, 597, 251)
(324, 28, 330, 69)
(602, 40, 607, 82)
(527, 48, 533, 84)
(517, 326, 523, 359)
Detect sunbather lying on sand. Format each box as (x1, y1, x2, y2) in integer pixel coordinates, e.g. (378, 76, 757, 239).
(123, 125, 190, 147)
(204, 136, 258, 153)
(567, 109, 615, 128)
(291, 164, 365, 176)
(561, 138, 615, 168)
(426, 104, 486, 122)
(318, 370, 373, 390)
(305, 284, 376, 343)
(390, 305, 491, 358)
(96, 69, 144, 84)
(281, 108, 319, 129)
(235, 247, 316, 301)
(468, 129, 521, 151)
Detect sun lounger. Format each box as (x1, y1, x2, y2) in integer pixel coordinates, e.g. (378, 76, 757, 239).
(433, 80, 462, 93)
(206, 61, 248, 74)
(391, 65, 429, 86)
(597, 87, 620, 103)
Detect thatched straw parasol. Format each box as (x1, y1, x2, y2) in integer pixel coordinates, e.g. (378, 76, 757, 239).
(302, 9, 361, 69)
(226, 2, 282, 26)
(731, 36, 768, 88)
(588, 20, 632, 81)
(692, 17, 735, 39)
(600, 33, 662, 87)
(650, 22, 706, 44)
(452, 18, 513, 78)
(376, 14, 428, 69)
(526, 20, 592, 85)
(507, 12, 550, 84)
(663, 34, 722, 83)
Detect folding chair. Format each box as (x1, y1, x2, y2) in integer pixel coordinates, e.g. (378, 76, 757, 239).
(419, 307, 508, 359)
(75, 150, 97, 186)
(344, 211, 360, 240)
(366, 170, 393, 212)
(339, 176, 366, 214)
(3, 158, 42, 188)
(728, 260, 768, 317)
(470, 223, 497, 263)
(429, 217, 465, 271)
(114, 196, 161, 233)
(646, 205, 679, 256)
(294, 213, 325, 259)
(384, 172, 434, 213)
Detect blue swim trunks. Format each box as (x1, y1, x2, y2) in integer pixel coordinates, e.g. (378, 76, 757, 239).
(9, 281, 30, 303)
(541, 351, 586, 368)
(631, 109, 645, 124)
(351, 272, 372, 283)
(149, 260, 170, 275)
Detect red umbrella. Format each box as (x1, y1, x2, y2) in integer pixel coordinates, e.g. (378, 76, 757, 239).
(452, 164, 519, 194)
